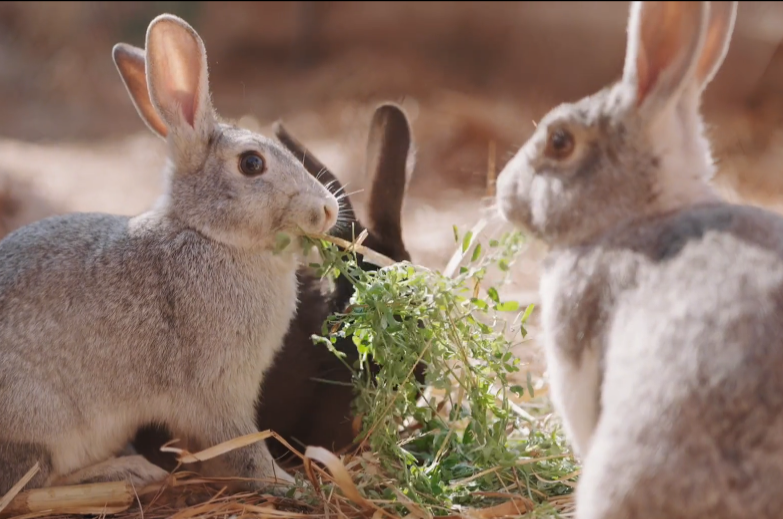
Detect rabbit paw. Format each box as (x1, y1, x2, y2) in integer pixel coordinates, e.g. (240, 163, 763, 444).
(53, 455, 170, 488)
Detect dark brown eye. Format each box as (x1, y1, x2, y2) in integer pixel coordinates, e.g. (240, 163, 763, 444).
(239, 152, 266, 177)
(544, 127, 575, 160)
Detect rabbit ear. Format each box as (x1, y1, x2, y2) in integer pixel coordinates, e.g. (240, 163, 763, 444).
(112, 43, 168, 139)
(365, 103, 412, 250)
(272, 121, 358, 229)
(691, 1, 737, 92)
(622, 1, 710, 116)
(144, 14, 215, 139)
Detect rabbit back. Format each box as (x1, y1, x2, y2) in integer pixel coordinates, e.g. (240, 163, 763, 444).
(542, 203, 783, 518)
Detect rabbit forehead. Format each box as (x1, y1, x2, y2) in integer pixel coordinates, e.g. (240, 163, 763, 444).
(213, 124, 295, 164)
(539, 86, 627, 130)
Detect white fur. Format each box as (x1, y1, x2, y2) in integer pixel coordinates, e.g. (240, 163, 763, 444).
(648, 94, 722, 214)
(541, 267, 602, 458)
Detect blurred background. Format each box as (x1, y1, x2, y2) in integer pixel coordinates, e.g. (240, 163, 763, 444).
(2, 1, 783, 366)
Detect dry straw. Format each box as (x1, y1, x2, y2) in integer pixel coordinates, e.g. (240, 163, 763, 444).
(0, 428, 560, 519)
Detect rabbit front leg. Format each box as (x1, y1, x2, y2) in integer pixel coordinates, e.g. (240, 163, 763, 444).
(544, 338, 602, 459)
(540, 262, 605, 459)
(193, 415, 295, 493)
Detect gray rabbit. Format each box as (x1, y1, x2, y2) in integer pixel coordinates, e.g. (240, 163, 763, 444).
(128, 103, 422, 472)
(497, 1, 783, 518)
(0, 14, 338, 494)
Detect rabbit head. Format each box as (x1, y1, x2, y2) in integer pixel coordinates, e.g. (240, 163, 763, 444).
(496, 1, 737, 248)
(274, 103, 414, 266)
(112, 15, 338, 249)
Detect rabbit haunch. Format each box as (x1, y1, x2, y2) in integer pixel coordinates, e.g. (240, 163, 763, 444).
(496, 2, 783, 518)
(0, 13, 337, 494)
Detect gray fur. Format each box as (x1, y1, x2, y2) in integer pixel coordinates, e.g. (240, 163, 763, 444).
(494, 1, 783, 517)
(0, 14, 338, 494)
(554, 204, 783, 518)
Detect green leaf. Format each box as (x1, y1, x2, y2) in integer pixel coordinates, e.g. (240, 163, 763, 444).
(496, 301, 520, 312)
(470, 298, 488, 311)
(487, 287, 500, 304)
(463, 421, 476, 445)
(470, 243, 482, 263)
(461, 230, 473, 253)
(453, 225, 460, 243)
(526, 371, 536, 398)
(521, 304, 536, 324)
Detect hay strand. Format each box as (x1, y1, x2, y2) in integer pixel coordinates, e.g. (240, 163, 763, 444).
(0, 481, 134, 519)
(306, 232, 396, 268)
(166, 430, 275, 464)
(303, 447, 371, 511)
(0, 463, 41, 516)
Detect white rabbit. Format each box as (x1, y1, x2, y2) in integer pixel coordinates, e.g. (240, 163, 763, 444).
(496, 2, 783, 518)
(0, 13, 338, 494)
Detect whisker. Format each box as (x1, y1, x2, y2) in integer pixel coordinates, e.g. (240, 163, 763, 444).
(332, 180, 351, 196)
(325, 179, 341, 193)
(334, 195, 355, 208)
(335, 203, 356, 219)
(334, 193, 355, 204)
(337, 211, 357, 223)
(341, 189, 365, 198)
(335, 204, 357, 220)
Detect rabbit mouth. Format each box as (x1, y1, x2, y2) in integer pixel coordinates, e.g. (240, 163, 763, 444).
(284, 204, 338, 237)
(311, 212, 338, 235)
(305, 196, 339, 236)
(496, 169, 527, 226)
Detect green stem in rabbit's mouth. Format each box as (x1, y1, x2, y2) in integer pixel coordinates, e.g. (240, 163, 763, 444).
(272, 232, 293, 254)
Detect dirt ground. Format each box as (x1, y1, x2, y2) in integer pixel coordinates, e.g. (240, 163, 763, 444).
(3, 1, 783, 380)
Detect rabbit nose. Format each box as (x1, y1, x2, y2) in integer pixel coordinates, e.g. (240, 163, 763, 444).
(321, 198, 339, 233)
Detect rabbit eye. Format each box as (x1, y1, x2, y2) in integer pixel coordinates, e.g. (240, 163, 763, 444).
(544, 127, 575, 160)
(239, 152, 266, 177)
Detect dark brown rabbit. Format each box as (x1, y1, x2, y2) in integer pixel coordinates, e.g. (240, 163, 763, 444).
(132, 103, 425, 470)
(0, 173, 62, 242)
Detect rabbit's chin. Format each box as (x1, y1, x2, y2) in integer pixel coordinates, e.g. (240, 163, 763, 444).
(496, 167, 535, 234)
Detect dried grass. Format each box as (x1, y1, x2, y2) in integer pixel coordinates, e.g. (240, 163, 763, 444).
(0, 428, 570, 519)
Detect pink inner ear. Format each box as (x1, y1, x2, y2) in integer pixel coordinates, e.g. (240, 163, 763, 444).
(636, 46, 652, 106)
(172, 89, 196, 128)
(148, 21, 204, 131)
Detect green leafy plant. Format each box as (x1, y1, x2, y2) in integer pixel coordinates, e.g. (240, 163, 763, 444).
(301, 226, 578, 517)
